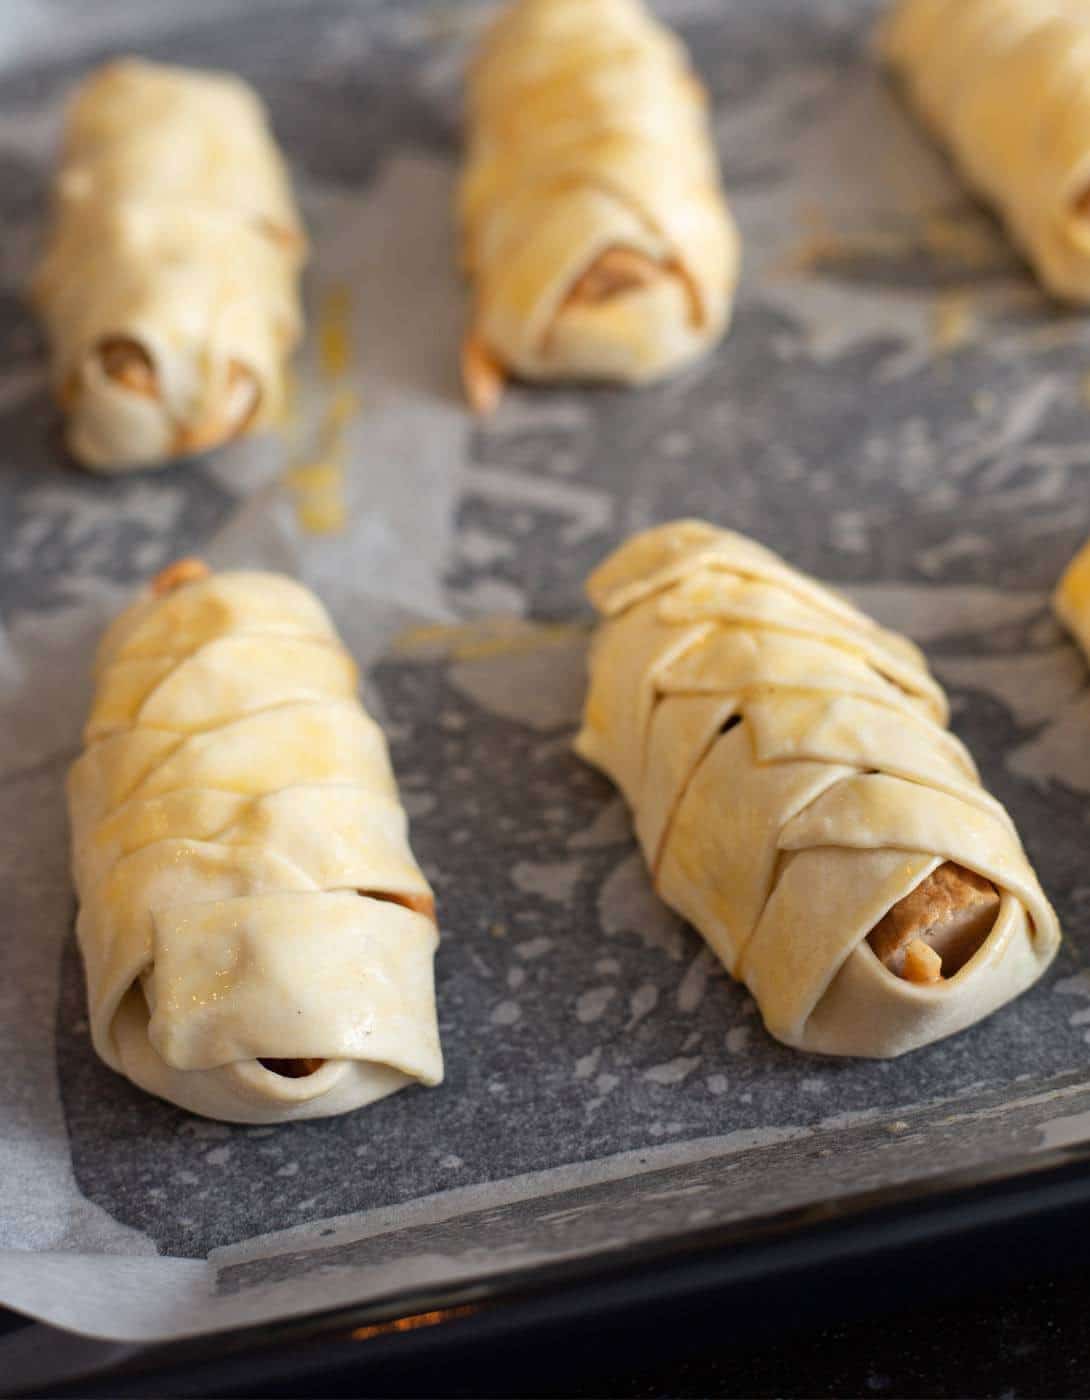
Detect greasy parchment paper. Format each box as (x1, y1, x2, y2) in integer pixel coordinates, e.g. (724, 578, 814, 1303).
(2, 0, 1090, 1348)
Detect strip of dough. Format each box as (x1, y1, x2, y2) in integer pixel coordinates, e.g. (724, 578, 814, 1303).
(458, 0, 740, 411)
(881, 0, 1090, 300)
(576, 521, 1060, 1058)
(68, 560, 442, 1123)
(33, 59, 306, 471)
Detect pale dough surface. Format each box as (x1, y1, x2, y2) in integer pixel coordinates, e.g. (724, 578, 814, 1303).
(33, 58, 305, 470)
(459, 0, 740, 386)
(881, 0, 1090, 300)
(576, 521, 1060, 1057)
(68, 570, 443, 1123)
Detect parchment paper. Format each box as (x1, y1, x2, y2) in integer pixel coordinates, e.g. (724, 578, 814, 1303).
(2, 0, 1090, 1348)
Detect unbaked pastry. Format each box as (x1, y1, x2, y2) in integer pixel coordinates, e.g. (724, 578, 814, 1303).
(576, 521, 1060, 1057)
(881, 0, 1090, 300)
(1054, 534, 1090, 659)
(68, 559, 442, 1122)
(33, 58, 306, 470)
(458, 0, 740, 412)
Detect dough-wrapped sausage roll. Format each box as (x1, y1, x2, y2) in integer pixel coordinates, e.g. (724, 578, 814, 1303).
(1054, 535, 1090, 660)
(576, 521, 1060, 1057)
(68, 559, 442, 1122)
(881, 0, 1090, 301)
(459, 0, 740, 412)
(33, 59, 305, 471)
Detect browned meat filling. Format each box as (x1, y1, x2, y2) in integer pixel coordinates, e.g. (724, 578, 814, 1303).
(564, 247, 662, 304)
(358, 888, 436, 921)
(99, 336, 158, 395)
(563, 245, 703, 327)
(868, 862, 999, 983)
(259, 1058, 326, 1078)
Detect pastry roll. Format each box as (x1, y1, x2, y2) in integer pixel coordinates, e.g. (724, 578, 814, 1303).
(1054, 535, 1090, 660)
(881, 0, 1090, 301)
(68, 558, 442, 1122)
(33, 59, 305, 471)
(576, 521, 1060, 1057)
(458, 0, 740, 412)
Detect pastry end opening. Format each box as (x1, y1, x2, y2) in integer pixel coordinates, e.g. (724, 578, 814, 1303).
(259, 1057, 326, 1079)
(98, 337, 159, 397)
(868, 861, 1000, 982)
(358, 888, 437, 922)
(95, 340, 260, 457)
(561, 246, 703, 329)
(565, 246, 662, 305)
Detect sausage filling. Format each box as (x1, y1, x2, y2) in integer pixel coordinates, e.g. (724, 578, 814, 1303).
(99, 337, 158, 396)
(868, 861, 1000, 983)
(563, 245, 703, 327)
(259, 1057, 326, 1078)
(565, 246, 662, 304)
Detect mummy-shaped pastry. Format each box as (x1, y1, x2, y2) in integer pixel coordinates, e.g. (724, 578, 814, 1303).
(458, 0, 740, 411)
(576, 522, 1060, 1057)
(1054, 535, 1090, 660)
(33, 59, 306, 471)
(68, 559, 442, 1122)
(881, 0, 1090, 301)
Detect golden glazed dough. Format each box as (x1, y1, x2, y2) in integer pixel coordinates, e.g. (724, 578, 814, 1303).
(33, 59, 306, 471)
(1054, 535, 1090, 659)
(576, 521, 1060, 1057)
(68, 561, 442, 1122)
(458, 0, 739, 410)
(881, 0, 1090, 300)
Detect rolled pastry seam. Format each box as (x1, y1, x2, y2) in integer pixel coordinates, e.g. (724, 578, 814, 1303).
(576, 521, 1060, 1057)
(459, 0, 740, 411)
(34, 59, 306, 470)
(880, 0, 1090, 301)
(68, 560, 442, 1123)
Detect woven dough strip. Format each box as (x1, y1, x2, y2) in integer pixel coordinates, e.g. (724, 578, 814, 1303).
(68, 560, 442, 1122)
(459, 0, 740, 411)
(33, 59, 306, 471)
(576, 521, 1060, 1057)
(881, 0, 1090, 301)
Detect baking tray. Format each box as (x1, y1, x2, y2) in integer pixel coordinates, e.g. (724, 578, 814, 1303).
(9, 1128, 1090, 1396)
(2, 0, 1090, 1387)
